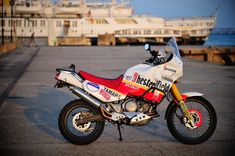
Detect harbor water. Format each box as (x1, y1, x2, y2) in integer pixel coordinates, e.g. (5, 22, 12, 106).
(205, 34, 235, 46)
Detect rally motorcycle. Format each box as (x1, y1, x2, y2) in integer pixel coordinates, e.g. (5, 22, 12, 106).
(54, 38, 217, 145)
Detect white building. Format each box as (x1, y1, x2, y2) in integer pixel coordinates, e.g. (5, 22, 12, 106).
(0, 0, 217, 45)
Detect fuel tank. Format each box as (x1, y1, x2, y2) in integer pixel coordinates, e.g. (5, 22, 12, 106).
(118, 63, 174, 103)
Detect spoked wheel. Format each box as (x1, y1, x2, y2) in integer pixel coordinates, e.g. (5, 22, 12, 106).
(58, 99, 105, 145)
(167, 96, 217, 144)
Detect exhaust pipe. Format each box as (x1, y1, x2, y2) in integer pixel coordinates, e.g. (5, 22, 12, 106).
(72, 87, 102, 108)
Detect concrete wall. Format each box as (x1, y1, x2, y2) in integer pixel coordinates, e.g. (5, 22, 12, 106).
(180, 46, 235, 65)
(0, 42, 18, 56)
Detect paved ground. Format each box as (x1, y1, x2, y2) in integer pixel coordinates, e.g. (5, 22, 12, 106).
(0, 46, 235, 156)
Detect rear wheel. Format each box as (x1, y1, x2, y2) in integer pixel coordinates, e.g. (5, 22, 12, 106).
(58, 99, 105, 145)
(167, 96, 217, 144)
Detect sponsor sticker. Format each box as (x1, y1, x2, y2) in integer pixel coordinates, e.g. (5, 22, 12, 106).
(125, 75, 132, 81)
(99, 89, 111, 100)
(132, 73, 138, 82)
(131, 73, 171, 92)
(161, 75, 173, 82)
(86, 82, 100, 92)
(163, 65, 176, 73)
(125, 83, 138, 90)
(104, 87, 121, 99)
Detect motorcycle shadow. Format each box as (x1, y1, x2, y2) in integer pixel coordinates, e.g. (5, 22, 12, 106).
(22, 86, 74, 142)
(21, 86, 175, 143)
(101, 116, 176, 143)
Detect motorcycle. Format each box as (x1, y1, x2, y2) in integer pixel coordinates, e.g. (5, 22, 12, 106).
(54, 38, 217, 145)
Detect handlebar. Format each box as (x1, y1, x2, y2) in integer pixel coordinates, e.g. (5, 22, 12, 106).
(144, 44, 166, 66)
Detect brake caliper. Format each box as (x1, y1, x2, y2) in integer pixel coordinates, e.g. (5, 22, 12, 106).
(179, 100, 197, 129)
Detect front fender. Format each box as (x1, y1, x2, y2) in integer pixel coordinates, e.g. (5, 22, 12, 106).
(181, 92, 203, 100)
(165, 92, 203, 120)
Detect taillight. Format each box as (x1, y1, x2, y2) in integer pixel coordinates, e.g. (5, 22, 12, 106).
(55, 72, 60, 80)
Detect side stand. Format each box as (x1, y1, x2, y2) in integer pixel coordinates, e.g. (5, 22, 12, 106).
(117, 124, 123, 141)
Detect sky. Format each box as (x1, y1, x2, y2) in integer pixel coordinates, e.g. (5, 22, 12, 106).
(51, 0, 235, 28)
(131, 0, 235, 28)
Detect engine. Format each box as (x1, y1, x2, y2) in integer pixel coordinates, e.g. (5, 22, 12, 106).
(122, 99, 151, 113)
(109, 98, 151, 114)
(108, 98, 154, 126)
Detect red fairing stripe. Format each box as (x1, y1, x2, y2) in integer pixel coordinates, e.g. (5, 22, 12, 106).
(117, 82, 165, 102)
(79, 70, 165, 101)
(144, 91, 165, 103)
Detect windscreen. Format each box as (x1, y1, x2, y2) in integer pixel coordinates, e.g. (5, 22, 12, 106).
(167, 37, 181, 60)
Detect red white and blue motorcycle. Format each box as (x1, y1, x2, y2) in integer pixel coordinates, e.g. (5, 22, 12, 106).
(54, 38, 217, 145)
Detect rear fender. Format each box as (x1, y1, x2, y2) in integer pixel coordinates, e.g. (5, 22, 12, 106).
(165, 92, 203, 119)
(57, 71, 83, 88)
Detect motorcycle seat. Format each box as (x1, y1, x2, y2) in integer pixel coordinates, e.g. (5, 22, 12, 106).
(79, 71, 123, 90)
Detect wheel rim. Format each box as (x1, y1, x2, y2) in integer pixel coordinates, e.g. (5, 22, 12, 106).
(173, 99, 212, 139)
(65, 106, 98, 138)
(72, 112, 92, 132)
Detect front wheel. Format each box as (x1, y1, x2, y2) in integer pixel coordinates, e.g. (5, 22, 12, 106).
(167, 96, 217, 144)
(58, 99, 105, 145)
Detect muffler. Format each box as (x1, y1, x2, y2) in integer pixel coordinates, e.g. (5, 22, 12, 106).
(72, 87, 102, 108)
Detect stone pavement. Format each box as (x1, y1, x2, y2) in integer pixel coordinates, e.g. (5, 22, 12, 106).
(0, 46, 235, 156)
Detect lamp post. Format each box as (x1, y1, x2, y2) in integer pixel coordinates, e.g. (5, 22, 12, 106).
(10, 0, 14, 43)
(1, 0, 4, 44)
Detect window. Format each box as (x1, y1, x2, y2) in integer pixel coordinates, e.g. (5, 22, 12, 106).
(15, 20, 18, 27)
(154, 30, 161, 34)
(96, 19, 108, 24)
(40, 20, 46, 27)
(32, 20, 37, 27)
(165, 29, 171, 34)
(64, 21, 70, 27)
(134, 30, 138, 34)
(115, 19, 137, 24)
(87, 19, 108, 24)
(56, 21, 62, 27)
(191, 30, 197, 35)
(173, 30, 180, 35)
(1, 20, 5, 27)
(182, 30, 188, 34)
(144, 30, 151, 34)
(115, 30, 120, 35)
(16, 20, 22, 27)
(72, 21, 77, 27)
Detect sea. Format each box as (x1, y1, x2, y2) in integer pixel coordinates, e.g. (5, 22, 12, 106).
(204, 34, 235, 46)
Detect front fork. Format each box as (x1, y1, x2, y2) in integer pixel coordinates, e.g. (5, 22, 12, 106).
(170, 84, 196, 128)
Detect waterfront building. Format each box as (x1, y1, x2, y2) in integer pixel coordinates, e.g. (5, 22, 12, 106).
(0, 0, 217, 45)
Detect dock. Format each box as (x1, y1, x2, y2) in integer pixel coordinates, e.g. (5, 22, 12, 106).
(180, 46, 235, 65)
(0, 46, 235, 155)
